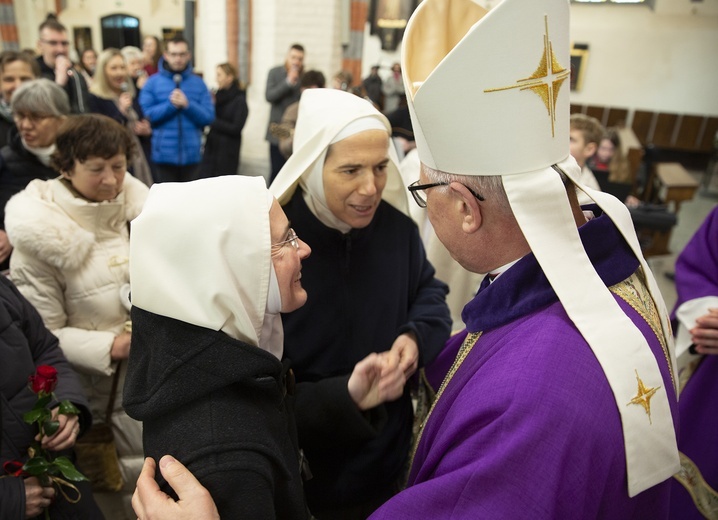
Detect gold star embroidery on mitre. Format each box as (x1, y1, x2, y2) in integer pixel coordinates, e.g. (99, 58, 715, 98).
(484, 15, 569, 137)
(627, 370, 661, 424)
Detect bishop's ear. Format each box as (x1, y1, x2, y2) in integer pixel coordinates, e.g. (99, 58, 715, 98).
(449, 181, 482, 234)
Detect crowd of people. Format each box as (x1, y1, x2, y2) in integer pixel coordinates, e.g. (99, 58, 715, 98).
(0, 1, 716, 519)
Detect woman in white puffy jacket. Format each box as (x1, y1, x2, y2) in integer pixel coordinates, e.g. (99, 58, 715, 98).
(5, 114, 149, 520)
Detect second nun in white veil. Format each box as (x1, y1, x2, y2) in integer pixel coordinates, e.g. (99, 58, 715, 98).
(269, 88, 452, 516)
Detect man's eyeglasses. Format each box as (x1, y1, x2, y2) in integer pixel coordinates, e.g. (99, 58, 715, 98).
(13, 113, 53, 125)
(408, 180, 485, 208)
(272, 228, 300, 250)
(40, 39, 70, 47)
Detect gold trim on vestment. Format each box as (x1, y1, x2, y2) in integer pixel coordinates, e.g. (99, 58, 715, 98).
(674, 451, 718, 519)
(407, 331, 482, 474)
(609, 269, 675, 390)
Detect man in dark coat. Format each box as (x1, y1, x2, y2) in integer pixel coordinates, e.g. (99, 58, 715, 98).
(265, 44, 304, 183)
(35, 16, 90, 114)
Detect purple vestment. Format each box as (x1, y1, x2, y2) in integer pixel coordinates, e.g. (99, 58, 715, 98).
(669, 206, 718, 519)
(371, 214, 678, 519)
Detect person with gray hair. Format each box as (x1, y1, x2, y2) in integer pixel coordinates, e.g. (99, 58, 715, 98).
(0, 78, 69, 271)
(121, 46, 148, 90)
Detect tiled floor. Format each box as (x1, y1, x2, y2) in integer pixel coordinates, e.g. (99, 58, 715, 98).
(646, 168, 718, 312)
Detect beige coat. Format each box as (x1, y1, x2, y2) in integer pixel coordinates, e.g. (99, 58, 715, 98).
(5, 175, 148, 492)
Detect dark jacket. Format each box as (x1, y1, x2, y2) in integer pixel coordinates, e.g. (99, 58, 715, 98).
(0, 276, 96, 519)
(281, 190, 451, 512)
(88, 93, 153, 175)
(139, 58, 215, 166)
(0, 111, 15, 150)
(123, 306, 310, 520)
(265, 65, 301, 144)
(199, 82, 248, 177)
(36, 57, 90, 114)
(0, 129, 58, 271)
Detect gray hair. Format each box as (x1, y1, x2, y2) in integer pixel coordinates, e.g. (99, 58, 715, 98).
(121, 45, 144, 64)
(421, 163, 512, 215)
(11, 78, 70, 117)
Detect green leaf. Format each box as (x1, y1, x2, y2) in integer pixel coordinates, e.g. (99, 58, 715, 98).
(22, 457, 50, 476)
(23, 408, 50, 425)
(32, 395, 52, 410)
(58, 400, 80, 415)
(52, 457, 88, 482)
(43, 419, 60, 437)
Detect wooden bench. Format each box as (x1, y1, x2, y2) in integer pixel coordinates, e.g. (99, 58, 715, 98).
(637, 162, 698, 256)
(655, 162, 699, 213)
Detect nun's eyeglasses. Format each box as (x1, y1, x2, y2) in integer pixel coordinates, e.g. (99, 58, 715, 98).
(408, 181, 485, 208)
(272, 228, 300, 250)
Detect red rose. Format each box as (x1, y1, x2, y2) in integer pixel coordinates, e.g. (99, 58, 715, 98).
(28, 365, 58, 394)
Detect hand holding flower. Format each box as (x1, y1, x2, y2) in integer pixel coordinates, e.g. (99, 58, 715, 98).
(23, 477, 56, 519)
(40, 409, 80, 452)
(3, 365, 89, 518)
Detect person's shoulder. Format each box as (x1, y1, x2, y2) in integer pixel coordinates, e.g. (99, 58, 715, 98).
(267, 65, 286, 78)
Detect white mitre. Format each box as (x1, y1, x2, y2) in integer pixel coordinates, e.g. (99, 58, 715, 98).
(402, 0, 679, 497)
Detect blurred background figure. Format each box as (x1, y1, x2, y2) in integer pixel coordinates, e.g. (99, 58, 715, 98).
(588, 126, 634, 202)
(275, 69, 326, 159)
(265, 43, 304, 183)
(121, 46, 148, 90)
(0, 79, 69, 273)
(35, 15, 89, 114)
(78, 48, 97, 88)
(568, 113, 603, 204)
(198, 62, 248, 178)
(4, 114, 149, 520)
(89, 48, 153, 186)
(0, 51, 39, 148)
(139, 36, 214, 183)
(331, 69, 353, 91)
(362, 65, 383, 111)
(381, 62, 403, 115)
(142, 35, 162, 77)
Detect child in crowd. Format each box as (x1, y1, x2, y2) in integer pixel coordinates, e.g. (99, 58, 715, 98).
(569, 113, 603, 203)
(588, 127, 632, 184)
(588, 126, 636, 203)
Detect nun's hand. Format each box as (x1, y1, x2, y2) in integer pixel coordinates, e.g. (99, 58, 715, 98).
(390, 332, 419, 379)
(348, 351, 406, 411)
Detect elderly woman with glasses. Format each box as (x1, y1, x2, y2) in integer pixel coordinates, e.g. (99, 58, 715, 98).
(270, 88, 451, 518)
(123, 175, 407, 518)
(0, 78, 69, 272)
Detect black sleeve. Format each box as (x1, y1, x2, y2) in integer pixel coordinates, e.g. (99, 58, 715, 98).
(294, 375, 387, 453)
(2, 277, 92, 433)
(0, 474, 25, 519)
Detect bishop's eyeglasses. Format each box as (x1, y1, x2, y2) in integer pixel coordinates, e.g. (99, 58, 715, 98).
(408, 180, 485, 208)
